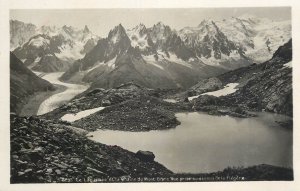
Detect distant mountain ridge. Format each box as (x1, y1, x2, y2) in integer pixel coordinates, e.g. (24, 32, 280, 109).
(10, 16, 290, 90)
(178, 15, 291, 64)
(11, 20, 100, 72)
(61, 23, 225, 89)
(60, 15, 290, 90)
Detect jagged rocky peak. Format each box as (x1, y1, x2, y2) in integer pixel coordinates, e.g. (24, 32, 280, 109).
(152, 21, 172, 33)
(179, 18, 237, 59)
(127, 23, 148, 37)
(127, 23, 148, 38)
(154, 21, 167, 27)
(197, 19, 223, 36)
(83, 25, 90, 33)
(126, 23, 155, 52)
(131, 23, 147, 33)
(108, 23, 130, 44)
(198, 19, 214, 26)
(62, 25, 76, 36)
(147, 22, 175, 51)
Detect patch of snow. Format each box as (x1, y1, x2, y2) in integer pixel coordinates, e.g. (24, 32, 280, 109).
(131, 34, 148, 49)
(34, 57, 41, 63)
(32, 71, 43, 77)
(86, 61, 105, 73)
(85, 57, 116, 74)
(28, 56, 41, 69)
(142, 55, 165, 70)
(202, 83, 239, 97)
(198, 56, 220, 66)
(188, 58, 195, 62)
(188, 83, 239, 101)
(283, 61, 292, 68)
(187, 95, 199, 101)
(198, 50, 241, 67)
(165, 52, 193, 68)
(55, 43, 85, 61)
(61, 107, 105, 122)
(163, 99, 178, 103)
(36, 25, 99, 62)
(111, 35, 118, 43)
(106, 57, 117, 69)
(126, 24, 150, 50)
(28, 36, 50, 48)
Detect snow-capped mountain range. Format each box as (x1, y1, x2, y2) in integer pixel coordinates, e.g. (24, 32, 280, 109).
(11, 20, 100, 72)
(178, 15, 291, 63)
(10, 15, 291, 88)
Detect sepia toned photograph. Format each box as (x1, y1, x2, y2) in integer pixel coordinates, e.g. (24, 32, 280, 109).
(9, 7, 293, 183)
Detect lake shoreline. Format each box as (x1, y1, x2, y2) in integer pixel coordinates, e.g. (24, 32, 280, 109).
(10, 114, 293, 183)
(88, 111, 292, 173)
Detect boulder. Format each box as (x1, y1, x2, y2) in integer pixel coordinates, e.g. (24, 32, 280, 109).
(21, 148, 44, 163)
(135, 150, 155, 162)
(101, 100, 111, 106)
(55, 169, 62, 175)
(194, 95, 220, 107)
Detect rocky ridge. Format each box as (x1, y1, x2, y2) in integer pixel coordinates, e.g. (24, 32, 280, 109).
(184, 39, 292, 117)
(61, 23, 226, 89)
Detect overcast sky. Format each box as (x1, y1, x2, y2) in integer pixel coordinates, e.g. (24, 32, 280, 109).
(10, 7, 291, 37)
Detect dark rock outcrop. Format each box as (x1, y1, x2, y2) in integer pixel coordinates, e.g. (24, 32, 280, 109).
(135, 151, 155, 162)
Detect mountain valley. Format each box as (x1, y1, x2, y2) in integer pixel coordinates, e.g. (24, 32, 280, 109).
(9, 13, 293, 183)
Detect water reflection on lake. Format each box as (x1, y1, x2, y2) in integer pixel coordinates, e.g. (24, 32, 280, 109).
(88, 112, 292, 173)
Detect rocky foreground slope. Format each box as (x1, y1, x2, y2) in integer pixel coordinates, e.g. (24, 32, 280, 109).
(10, 114, 172, 183)
(11, 114, 293, 183)
(10, 52, 56, 114)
